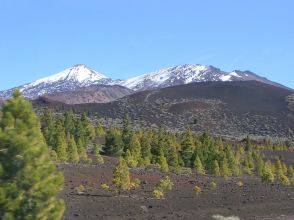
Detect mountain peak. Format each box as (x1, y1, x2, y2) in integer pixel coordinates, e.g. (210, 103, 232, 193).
(24, 64, 108, 89)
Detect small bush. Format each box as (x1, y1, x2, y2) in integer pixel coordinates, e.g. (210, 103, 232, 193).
(130, 178, 141, 189)
(212, 215, 240, 220)
(210, 181, 217, 189)
(153, 188, 164, 199)
(236, 181, 244, 187)
(193, 185, 202, 194)
(179, 167, 192, 176)
(96, 154, 104, 164)
(158, 176, 173, 191)
(101, 183, 110, 190)
(279, 174, 291, 186)
(75, 184, 85, 193)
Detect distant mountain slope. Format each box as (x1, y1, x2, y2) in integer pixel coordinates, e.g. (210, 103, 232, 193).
(42, 85, 132, 104)
(36, 81, 294, 139)
(119, 64, 287, 91)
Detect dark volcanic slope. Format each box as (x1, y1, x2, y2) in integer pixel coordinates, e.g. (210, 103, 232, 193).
(41, 85, 132, 104)
(35, 81, 294, 139)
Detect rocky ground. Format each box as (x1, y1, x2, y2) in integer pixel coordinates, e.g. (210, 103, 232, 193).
(59, 155, 294, 220)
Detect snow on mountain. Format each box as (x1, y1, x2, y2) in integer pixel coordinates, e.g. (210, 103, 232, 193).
(0, 63, 287, 100)
(0, 64, 114, 99)
(25, 64, 108, 88)
(118, 64, 266, 91)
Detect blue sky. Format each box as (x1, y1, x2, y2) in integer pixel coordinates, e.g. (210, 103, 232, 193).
(0, 0, 293, 90)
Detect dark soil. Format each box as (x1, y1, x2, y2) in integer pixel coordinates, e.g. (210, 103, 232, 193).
(59, 156, 294, 220)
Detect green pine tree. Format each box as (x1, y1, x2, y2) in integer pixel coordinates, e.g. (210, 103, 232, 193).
(212, 160, 221, 176)
(158, 153, 169, 172)
(67, 134, 79, 163)
(113, 157, 131, 191)
(220, 156, 231, 178)
(0, 90, 64, 220)
(180, 128, 194, 167)
(55, 130, 68, 162)
(103, 127, 123, 156)
(288, 165, 294, 179)
(262, 160, 275, 183)
(193, 155, 205, 175)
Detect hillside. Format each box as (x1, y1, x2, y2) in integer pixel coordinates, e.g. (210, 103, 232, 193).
(41, 85, 132, 104)
(34, 81, 294, 139)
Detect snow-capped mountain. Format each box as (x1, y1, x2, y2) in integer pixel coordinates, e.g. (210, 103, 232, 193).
(0, 64, 115, 99)
(119, 64, 283, 91)
(0, 63, 287, 100)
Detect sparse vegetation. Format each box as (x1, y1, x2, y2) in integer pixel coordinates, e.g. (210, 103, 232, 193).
(152, 188, 164, 199)
(101, 183, 110, 190)
(75, 184, 85, 193)
(193, 185, 202, 194)
(157, 176, 174, 191)
(212, 215, 240, 220)
(236, 181, 244, 187)
(210, 181, 217, 189)
(131, 178, 141, 189)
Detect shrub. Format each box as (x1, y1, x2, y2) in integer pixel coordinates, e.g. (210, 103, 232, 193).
(101, 183, 110, 190)
(131, 178, 141, 189)
(210, 181, 217, 189)
(153, 188, 164, 199)
(194, 185, 202, 194)
(236, 181, 244, 187)
(279, 174, 291, 186)
(212, 215, 240, 220)
(96, 154, 104, 164)
(158, 176, 174, 191)
(75, 184, 85, 193)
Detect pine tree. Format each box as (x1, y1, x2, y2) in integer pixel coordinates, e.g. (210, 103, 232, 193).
(125, 149, 138, 167)
(122, 114, 132, 152)
(103, 128, 123, 156)
(92, 144, 101, 156)
(64, 110, 76, 136)
(276, 159, 283, 174)
(167, 145, 179, 168)
(262, 160, 275, 183)
(128, 132, 141, 164)
(95, 122, 105, 136)
(113, 157, 131, 191)
(67, 134, 79, 163)
(40, 109, 56, 148)
(158, 153, 169, 172)
(256, 156, 264, 176)
(193, 155, 205, 175)
(140, 131, 152, 165)
(180, 128, 194, 167)
(226, 146, 238, 176)
(220, 156, 231, 178)
(288, 165, 294, 179)
(0, 91, 64, 219)
(212, 160, 221, 176)
(55, 130, 68, 162)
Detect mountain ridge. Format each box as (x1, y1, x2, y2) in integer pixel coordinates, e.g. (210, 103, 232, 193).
(0, 64, 290, 102)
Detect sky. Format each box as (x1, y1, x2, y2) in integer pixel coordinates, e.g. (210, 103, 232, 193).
(0, 0, 293, 90)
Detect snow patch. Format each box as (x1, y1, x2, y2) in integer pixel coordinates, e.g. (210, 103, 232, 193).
(220, 75, 232, 81)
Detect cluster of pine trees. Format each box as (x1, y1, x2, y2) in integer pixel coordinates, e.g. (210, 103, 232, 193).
(39, 110, 293, 184)
(40, 110, 96, 163)
(102, 115, 294, 183)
